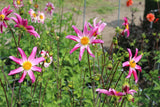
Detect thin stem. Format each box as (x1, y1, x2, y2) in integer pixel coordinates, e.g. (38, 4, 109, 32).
(39, 83, 42, 107)
(80, 70, 86, 106)
(0, 78, 10, 107)
(87, 52, 95, 107)
(41, 78, 50, 107)
(120, 98, 126, 107)
(5, 21, 18, 48)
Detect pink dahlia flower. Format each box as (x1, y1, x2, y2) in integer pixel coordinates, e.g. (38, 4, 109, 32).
(8, 47, 45, 83)
(40, 50, 53, 67)
(13, 0, 24, 8)
(45, 2, 55, 16)
(0, 5, 13, 33)
(66, 22, 104, 61)
(123, 48, 142, 83)
(88, 18, 106, 37)
(37, 11, 45, 24)
(11, 13, 40, 38)
(28, 9, 38, 23)
(121, 17, 130, 37)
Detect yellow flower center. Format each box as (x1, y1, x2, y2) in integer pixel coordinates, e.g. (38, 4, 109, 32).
(0, 14, 5, 21)
(126, 24, 129, 30)
(23, 61, 32, 70)
(40, 15, 43, 19)
(129, 60, 136, 68)
(17, 0, 21, 5)
(32, 13, 37, 18)
(81, 36, 89, 45)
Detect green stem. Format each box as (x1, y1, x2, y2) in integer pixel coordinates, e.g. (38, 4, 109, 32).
(5, 21, 18, 48)
(0, 78, 9, 107)
(87, 52, 95, 107)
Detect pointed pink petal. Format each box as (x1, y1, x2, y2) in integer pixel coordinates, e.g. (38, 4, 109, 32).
(93, 18, 97, 27)
(96, 88, 109, 95)
(70, 43, 81, 54)
(3, 22, 7, 28)
(28, 70, 36, 83)
(18, 71, 27, 83)
(8, 67, 23, 75)
(91, 39, 104, 44)
(134, 55, 142, 63)
(132, 69, 138, 83)
(79, 46, 85, 61)
(87, 46, 95, 58)
(72, 25, 82, 37)
(88, 23, 93, 29)
(18, 47, 27, 61)
(135, 64, 142, 72)
(66, 35, 80, 42)
(128, 89, 137, 96)
(83, 21, 88, 36)
(31, 57, 45, 66)
(89, 27, 98, 38)
(126, 67, 133, 78)
(14, 13, 22, 24)
(133, 48, 138, 58)
(27, 30, 40, 38)
(9, 56, 23, 65)
(127, 48, 132, 60)
(127, 30, 130, 37)
(31, 66, 42, 72)
(28, 47, 37, 61)
(11, 17, 18, 23)
(122, 61, 130, 67)
(99, 22, 106, 32)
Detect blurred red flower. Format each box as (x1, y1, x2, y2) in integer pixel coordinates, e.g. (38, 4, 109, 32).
(146, 13, 155, 22)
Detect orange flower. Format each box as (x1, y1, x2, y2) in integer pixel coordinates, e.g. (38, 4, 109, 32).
(126, 0, 133, 7)
(146, 13, 155, 22)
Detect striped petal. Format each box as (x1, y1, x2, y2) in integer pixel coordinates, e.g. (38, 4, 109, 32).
(8, 67, 23, 75)
(96, 88, 109, 95)
(135, 64, 142, 72)
(126, 67, 133, 78)
(87, 46, 95, 58)
(18, 71, 27, 83)
(18, 47, 27, 62)
(79, 46, 85, 61)
(31, 57, 45, 66)
(70, 43, 81, 54)
(91, 39, 104, 44)
(128, 89, 137, 96)
(28, 47, 37, 61)
(14, 13, 22, 24)
(28, 70, 36, 83)
(72, 25, 82, 37)
(127, 48, 132, 60)
(133, 48, 138, 59)
(31, 66, 42, 72)
(66, 35, 80, 42)
(83, 22, 88, 36)
(122, 61, 130, 67)
(9, 56, 23, 65)
(134, 55, 142, 63)
(132, 69, 138, 83)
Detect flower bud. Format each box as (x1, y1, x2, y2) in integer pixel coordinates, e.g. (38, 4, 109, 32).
(127, 94, 134, 102)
